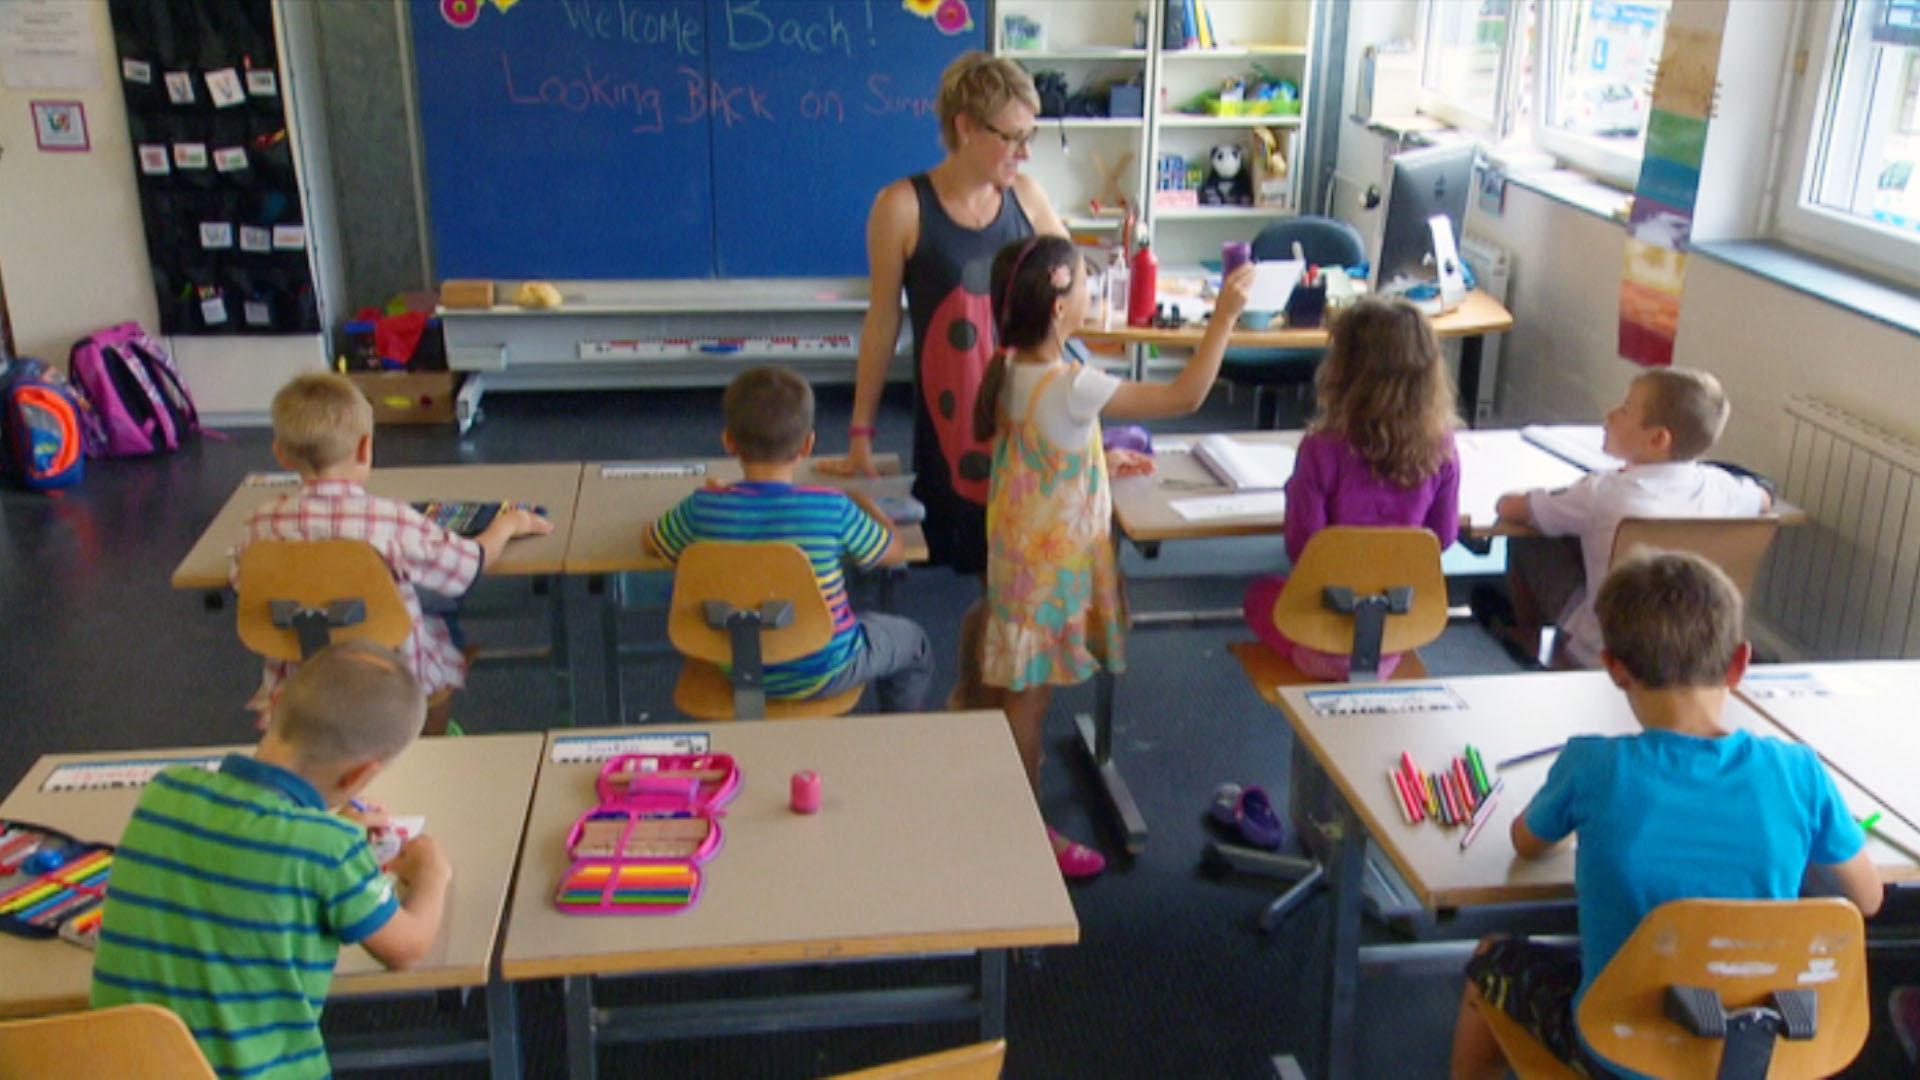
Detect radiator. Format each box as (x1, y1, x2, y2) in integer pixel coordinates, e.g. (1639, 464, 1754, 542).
(1757, 396, 1920, 659)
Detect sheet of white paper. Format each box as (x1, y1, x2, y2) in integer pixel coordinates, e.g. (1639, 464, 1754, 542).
(1169, 491, 1287, 522)
(0, 1, 99, 90)
(1521, 424, 1621, 473)
(1454, 431, 1586, 528)
(1246, 260, 1303, 312)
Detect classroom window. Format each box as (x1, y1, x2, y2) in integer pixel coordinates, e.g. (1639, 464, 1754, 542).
(1532, 0, 1670, 186)
(1418, 0, 1517, 132)
(1776, 0, 1920, 285)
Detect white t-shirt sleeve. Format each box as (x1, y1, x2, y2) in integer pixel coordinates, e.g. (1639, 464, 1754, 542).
(1528, 473, 1604, 538)
(1063, 366, 1122, 426)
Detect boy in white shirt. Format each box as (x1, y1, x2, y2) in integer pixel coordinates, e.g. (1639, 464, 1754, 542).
(1490, 367, 1772, 667)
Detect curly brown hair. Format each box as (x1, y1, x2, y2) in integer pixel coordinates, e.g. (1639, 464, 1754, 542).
(1308, 296, 1457, 488)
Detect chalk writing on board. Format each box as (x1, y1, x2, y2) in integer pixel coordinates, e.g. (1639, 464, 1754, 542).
(559, 0, 703, 56)
(721, 0, 872, 57)
(502, 53, 671, 133)
(865, 74, 937, 118)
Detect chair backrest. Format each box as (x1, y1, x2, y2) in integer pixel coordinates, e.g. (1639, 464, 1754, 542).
(828, 1040, 1005, 1080)
(1609, 516, 1780, 597)
(234, 539, 410, 663)
(0, 1004, 217, 1079)
(1250, 215, 1368, 267)
(1271, 527, 1449, 655)
(667, 541, 836, 666)
(1578, 898, 1868, 1079)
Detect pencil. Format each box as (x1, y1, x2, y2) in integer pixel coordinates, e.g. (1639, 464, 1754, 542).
(1496, 743, 1565, 770)
(1460, 784, 1503, 850)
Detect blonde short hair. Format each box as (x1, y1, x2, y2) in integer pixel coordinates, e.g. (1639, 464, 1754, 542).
(272, 373, 372, 472)
(936, 51, 1040, 153)
(1594, 550, 1743, 689)
(1634, 367, 1729, 461)
(270, 641, 426, 766)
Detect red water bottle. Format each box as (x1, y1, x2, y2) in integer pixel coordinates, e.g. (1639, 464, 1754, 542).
(1127, 236, 1157, 328)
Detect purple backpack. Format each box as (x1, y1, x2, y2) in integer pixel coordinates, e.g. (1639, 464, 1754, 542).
(68, 323, 200, 457)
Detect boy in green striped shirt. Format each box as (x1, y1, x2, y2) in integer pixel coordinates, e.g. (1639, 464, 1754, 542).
(92, 641, 452, 1078)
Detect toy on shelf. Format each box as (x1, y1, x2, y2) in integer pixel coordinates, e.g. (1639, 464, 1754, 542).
(555, 753, 740, 915)
(0, 820, 112, 949)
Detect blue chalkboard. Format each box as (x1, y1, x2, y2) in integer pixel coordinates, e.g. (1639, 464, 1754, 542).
(408, 0, 985, 280)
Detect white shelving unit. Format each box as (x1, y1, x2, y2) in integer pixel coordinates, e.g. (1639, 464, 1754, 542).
(993, 0, 1316, 269)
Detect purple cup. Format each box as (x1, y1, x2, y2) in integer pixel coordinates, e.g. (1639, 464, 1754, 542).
(1221, 241, 1252, 275)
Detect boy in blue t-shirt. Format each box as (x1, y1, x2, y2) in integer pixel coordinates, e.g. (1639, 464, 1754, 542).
(646, 366, 933, 712)
(1450, 551, 1883, 1079)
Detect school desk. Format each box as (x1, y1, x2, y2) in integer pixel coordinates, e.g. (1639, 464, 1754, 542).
(1736, 661, 1920, 842)
(0, 734, 545, 1078)
(562, 456, 928, 725)
(170, 463, 585, 720)
(1077, 290, 1515, 424)
(1265, 671, 1920, 1080)
(1085, 430, 1809, 853)
(499, 714, 1079, 1080)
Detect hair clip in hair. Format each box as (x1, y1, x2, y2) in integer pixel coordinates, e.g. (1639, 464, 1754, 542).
(1049, 263, 1073, 290)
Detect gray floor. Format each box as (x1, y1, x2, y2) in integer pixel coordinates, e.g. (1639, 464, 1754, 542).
(1, 382, 1911, 1078)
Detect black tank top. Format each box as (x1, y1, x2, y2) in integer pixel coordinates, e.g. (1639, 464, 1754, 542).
(903, 172, 1032, 523)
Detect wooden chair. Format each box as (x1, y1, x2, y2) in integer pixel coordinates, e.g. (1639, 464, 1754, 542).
(828, 1040, 1005, 1080)
(234, 539, 410, 662)
(1609, 516, 1781, 598)
(0, 1004, 217, 1079)
(1219, 527, 1450, 931)
(668, 541, 864, 720)
(1474, 898, 1869, 1079)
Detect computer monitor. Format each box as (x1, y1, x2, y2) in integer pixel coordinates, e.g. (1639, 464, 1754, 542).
(1372, 142, 1477, 295)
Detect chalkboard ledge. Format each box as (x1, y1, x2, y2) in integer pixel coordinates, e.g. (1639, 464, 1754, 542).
(438, 278, 883, 317)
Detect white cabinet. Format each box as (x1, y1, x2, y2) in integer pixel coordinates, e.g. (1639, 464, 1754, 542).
(995, 0, 1316, 265)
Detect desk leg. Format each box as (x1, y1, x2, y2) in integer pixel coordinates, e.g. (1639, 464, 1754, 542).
(547, 574, 574, 725)
(486, 978, 522, 1080)
(565, 974, 598, 1080)
(1074, 670, 1148, 855)
(597, 573, 625, 726)
(1458, 334, 1487, 428)
(1320, 787, 1367, 1080)
(979, 949, 1007, 1040)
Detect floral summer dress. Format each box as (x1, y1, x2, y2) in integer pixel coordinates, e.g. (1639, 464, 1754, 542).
(980, 363, 1127, 690)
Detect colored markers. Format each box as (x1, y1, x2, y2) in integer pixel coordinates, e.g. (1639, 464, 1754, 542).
(1389, 745, 1500, 844)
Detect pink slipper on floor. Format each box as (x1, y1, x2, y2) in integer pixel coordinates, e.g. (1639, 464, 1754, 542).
(1048, 827, 1106, 879)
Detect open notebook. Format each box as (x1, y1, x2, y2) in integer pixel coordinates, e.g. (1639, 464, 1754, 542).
(1520, 425, 1620, 473)
(1194, 435, 1298, 492)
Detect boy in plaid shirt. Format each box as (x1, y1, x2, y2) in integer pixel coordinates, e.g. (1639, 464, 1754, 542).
(230, 373, 550, 732)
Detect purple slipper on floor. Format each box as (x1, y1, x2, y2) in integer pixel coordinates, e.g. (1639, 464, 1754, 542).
(1234, 787, 1286, 850)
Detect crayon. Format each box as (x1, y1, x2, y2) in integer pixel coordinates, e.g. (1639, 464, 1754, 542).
(1424, 774, 1440, 819)
(1466, 746, 1489, 795)
(1388, 771, 1417, 824)
(1398, 768, 1426, 823)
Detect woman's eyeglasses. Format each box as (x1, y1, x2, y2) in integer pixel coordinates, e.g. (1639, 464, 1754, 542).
(979, 119, 1037, 150)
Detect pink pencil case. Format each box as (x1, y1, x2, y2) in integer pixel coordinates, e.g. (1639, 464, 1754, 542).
(554, 753, 739, 916)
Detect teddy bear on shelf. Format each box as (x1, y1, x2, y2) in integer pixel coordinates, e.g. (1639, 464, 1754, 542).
(1199, 144, 1254, 206)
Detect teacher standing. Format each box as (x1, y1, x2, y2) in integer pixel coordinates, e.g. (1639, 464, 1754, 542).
(823, 52, 1069, 574)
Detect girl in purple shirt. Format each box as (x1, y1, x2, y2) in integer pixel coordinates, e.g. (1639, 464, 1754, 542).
(1242, 297, 1461, 678)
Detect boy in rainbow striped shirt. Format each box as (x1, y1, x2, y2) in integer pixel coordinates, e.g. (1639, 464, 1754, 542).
(92, 642, 450, 1078)
(646, 366, 933, 711)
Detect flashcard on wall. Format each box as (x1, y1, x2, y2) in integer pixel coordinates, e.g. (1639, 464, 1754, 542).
(164, 71, 194, 104)
(121, 59, 152, 84)
(213, 146, 248, 172)
(138, 144, 170, 175)
(199, 222, 234, 250)
(172, 142, 208, 169)
(240, 226, 272, 253)
(272, 224, 307, 251)
(245, 69, 278, 97)
(205, 68, 245, 108)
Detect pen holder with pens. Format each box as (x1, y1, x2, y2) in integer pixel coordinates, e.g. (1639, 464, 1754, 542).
(1284, 281, 1328, 329)
(0, 820, 113, 948)
(555, 753, 740, 916)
